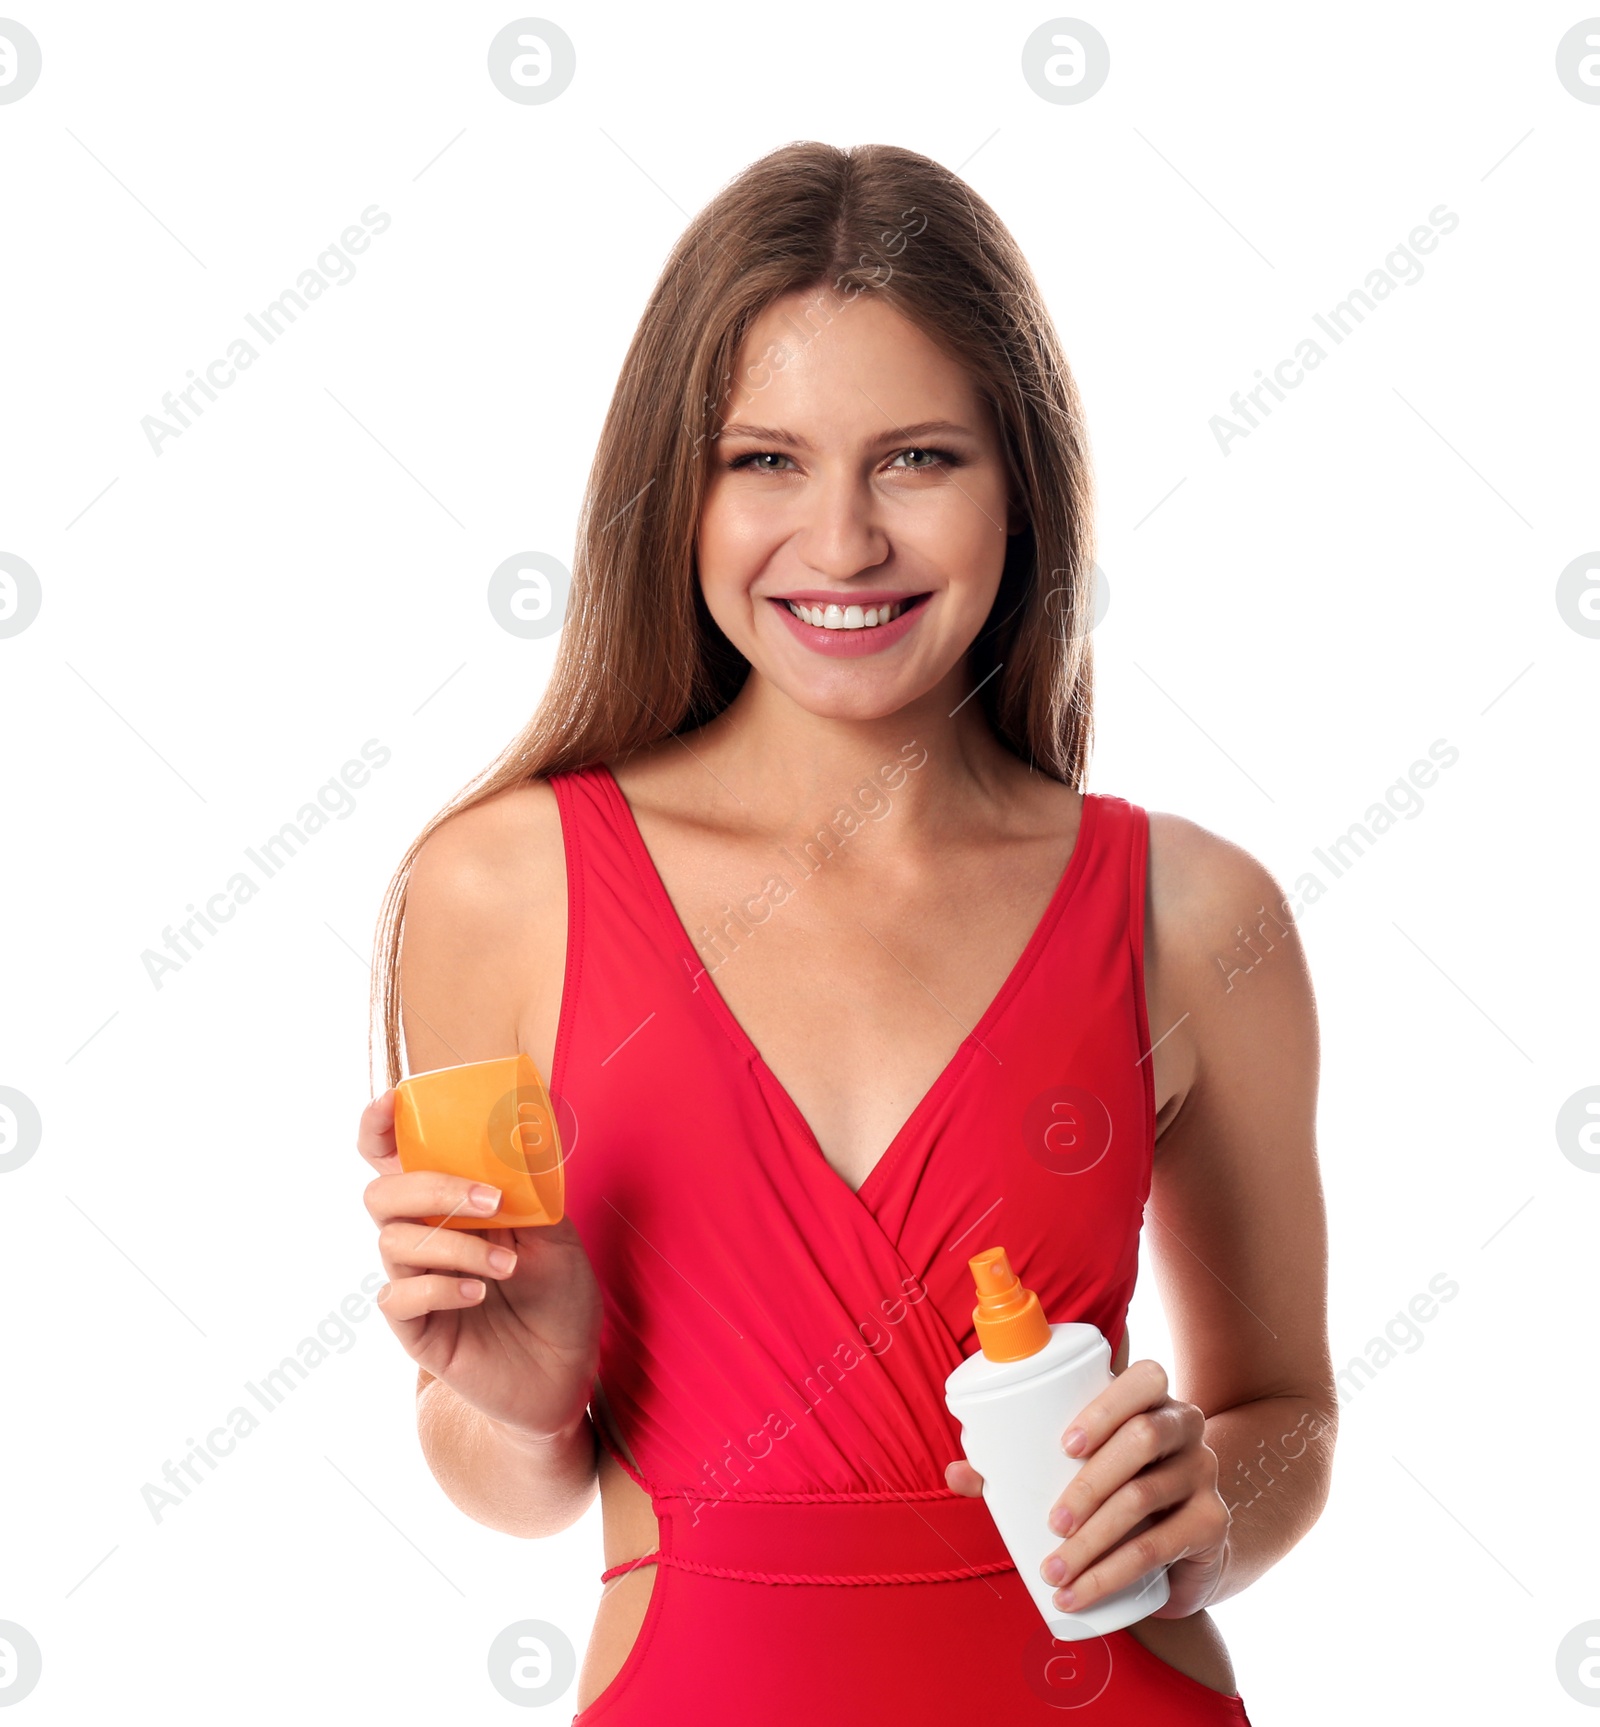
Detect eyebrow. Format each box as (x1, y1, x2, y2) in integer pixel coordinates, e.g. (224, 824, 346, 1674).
(713, 418, 979, 450)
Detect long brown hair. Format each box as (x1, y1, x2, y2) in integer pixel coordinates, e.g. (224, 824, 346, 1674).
(370, 139, 1097, 1090)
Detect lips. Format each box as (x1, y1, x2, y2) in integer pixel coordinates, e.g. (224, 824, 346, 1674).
(767, 591, 932, 658)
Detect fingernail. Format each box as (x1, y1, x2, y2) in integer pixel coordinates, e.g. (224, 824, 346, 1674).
(469, 1184, 502, 1212)
(1055, 1586, 1076, 1609)
(460, 1279, 486, 1299)
(1063, 1427, 1087, 1456)
(488, 1247, 516, 1273)
(1042, 1555, 1068, 1585)
(1050, 1506, 1073, 1536)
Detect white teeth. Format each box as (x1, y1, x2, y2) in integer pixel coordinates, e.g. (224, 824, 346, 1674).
(784, 598, 909, 630)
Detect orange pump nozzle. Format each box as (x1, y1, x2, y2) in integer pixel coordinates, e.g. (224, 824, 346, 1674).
(969, 1246, 1052, 1361)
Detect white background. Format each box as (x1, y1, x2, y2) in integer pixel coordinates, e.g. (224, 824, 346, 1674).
(2, 2, 1597, 1721)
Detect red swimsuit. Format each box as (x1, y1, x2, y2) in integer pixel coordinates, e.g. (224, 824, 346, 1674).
(548, 762, 1252, 1724)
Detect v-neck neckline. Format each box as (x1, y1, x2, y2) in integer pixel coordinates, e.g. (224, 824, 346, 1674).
(592, 760, 1101, 1213)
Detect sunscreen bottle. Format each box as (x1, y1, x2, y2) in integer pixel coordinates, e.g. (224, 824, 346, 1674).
(943, 1245, 1171, 1638)
(392, 1053, 565, 1229)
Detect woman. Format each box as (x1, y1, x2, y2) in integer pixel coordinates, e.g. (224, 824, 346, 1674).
(357, 141, 1334, 1723)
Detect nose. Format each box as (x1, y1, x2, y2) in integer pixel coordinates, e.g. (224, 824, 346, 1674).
(793, 467, 891, 580)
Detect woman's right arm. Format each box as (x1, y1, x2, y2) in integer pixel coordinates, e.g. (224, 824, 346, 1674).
(358, 788, 604, 1539)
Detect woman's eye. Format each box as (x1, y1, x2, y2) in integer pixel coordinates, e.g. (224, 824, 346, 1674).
(728, 446, 962, 474)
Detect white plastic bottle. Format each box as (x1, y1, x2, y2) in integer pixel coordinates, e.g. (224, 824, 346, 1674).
(943, 1245, 1171, 1639)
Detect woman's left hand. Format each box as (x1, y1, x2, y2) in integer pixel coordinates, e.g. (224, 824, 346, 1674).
(944, 1358, 1231, 1619)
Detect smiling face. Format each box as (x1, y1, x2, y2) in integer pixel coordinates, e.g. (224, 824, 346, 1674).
(695, 285, 1026, 723)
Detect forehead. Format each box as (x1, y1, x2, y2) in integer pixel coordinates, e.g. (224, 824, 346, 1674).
(724, 288, 985, 430)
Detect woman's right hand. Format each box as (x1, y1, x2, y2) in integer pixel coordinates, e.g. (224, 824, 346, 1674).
(358, 1087, 604, 1443)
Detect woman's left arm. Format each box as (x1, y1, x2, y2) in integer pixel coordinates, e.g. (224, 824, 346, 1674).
(1060, 815, 1337, 1616)
(949, 816, 1338, 1618)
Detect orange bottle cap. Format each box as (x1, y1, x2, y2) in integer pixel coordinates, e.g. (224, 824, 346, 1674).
(969, 1246, 1051, 1361)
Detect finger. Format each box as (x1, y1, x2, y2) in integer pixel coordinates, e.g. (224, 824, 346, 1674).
(1057, 1402, 1195, 1526)
(1060, 1358, 1169, 1458)
(1049, 1403, 1194, 1539)
(1042, 1455, 1193, 1597)
(944, 1459, 984, 1496)
(379, 1218, 519, 1282)
(364, 1170, 503, 1226)
(376, 1270, 488, 1325)
(357, 1089, 398, 1167)
(1047, 1495, 1221, 1615)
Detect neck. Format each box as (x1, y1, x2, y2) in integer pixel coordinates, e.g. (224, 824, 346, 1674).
(675, 663, 1039, 841)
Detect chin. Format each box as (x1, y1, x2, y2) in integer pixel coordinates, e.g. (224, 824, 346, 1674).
(770, 676, 928, 723)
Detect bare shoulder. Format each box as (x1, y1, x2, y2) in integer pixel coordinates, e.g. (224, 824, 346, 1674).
(1144, 809, 1308, 993)
(408, 777, 564, 906)
(1145, 808, 1284, 922)
(398, 778, 567, 1074)
(1140, 808, 1319, 1137)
